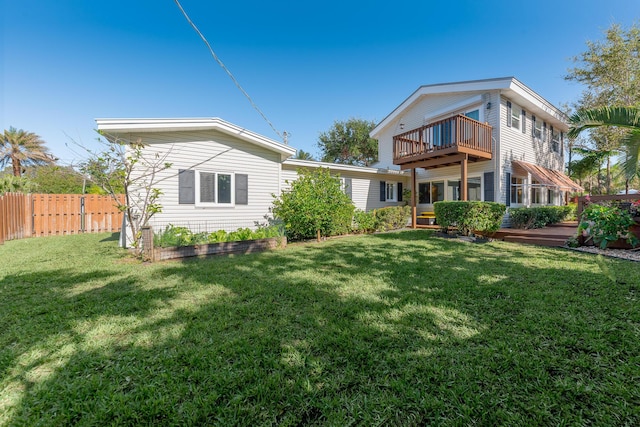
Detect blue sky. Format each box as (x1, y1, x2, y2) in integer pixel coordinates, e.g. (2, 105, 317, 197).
(2, 0, 638, 166)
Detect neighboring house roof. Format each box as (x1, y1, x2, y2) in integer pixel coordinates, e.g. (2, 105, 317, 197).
(283, 158, 408, 177)
(371, 77, 568, 139)
(95, 117, 296, 161)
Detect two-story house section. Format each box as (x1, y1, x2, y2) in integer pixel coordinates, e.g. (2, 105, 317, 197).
(370, 76, 582, 227)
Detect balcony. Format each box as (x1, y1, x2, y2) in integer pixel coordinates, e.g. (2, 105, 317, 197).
(393, 115, 493, 169)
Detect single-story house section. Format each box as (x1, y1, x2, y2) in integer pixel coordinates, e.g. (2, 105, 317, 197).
(96, 117, 409, 247)
(370, 76, 583, 227)
(281, 159, 409, 212)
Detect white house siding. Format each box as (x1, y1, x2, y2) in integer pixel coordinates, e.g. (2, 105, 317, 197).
(497, 95, 566, 207)
(129, 129, 283, 232)
(280, 162, 409, 211)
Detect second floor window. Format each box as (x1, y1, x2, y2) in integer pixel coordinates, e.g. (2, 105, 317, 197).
(533, 116, 542, 139)
(511, 105, 521, 131)
(551, 129, 561, 153)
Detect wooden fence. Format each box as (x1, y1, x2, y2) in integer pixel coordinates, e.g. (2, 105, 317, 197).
(576, 193, 640, 216)
(0, 193, 124, 245)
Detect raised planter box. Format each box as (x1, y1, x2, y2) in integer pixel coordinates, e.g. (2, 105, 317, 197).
(150, 236, 287, 262)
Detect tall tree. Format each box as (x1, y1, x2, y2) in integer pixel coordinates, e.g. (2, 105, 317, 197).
(565, 22, 640, 192)
(318, 118, 378, 167)
(1, 127, 56, 176)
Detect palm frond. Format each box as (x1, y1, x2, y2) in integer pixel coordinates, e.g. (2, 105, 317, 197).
(619, 129, 640, 180)
(567, 106, 640, 139)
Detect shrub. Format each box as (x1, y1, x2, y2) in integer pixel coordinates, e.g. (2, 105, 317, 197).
(271, 168, 355, 241)
(434, 201, 506, 236)
(578, 204, 639, 249)
(154, 224, 283, 247)
(374, 206, 411, 232)
(352, 209, 377, 234)
(509, 206, 574, 229)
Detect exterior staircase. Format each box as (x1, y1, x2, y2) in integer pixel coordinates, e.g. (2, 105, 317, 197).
(492, 222, 578, 247)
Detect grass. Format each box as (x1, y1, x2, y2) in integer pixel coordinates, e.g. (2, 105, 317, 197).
(1, 231, 639, 425)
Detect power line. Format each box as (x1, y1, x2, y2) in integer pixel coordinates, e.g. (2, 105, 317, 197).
(173, 0, 285, 142)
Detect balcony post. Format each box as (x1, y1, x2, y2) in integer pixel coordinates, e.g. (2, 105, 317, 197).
(461, 155, 468, 201)
(411, 168, 417, 228)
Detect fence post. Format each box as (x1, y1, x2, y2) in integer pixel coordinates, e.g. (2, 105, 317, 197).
(141, 226, 154, 262)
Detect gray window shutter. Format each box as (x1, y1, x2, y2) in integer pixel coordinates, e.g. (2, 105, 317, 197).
(235, 174, 248, 205)
(380, 181, 386, 202)
(344, 178, 352, 200)
(521, 110, 526, 134)
(506, 101, 512, 127)
(505, 172, 511, 206)
(531, 116, 536, 137)
(484, 172, 494, 202)
(543, 122, 547, 142)
(178, 169, 195, 204)
(397, 182, 403, 202)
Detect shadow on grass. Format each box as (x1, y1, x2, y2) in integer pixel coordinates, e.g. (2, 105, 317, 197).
(100, 232, 120, 242)
(4, 230, 640, 425)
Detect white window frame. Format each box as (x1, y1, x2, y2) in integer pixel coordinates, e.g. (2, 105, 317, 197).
(511, 103, 521, 131)
(467, 176, 482, 201)
(551, 129, 561, 153)
(385, 182, 397, 202)
(195, 170, 235, 207)
(510, 176, 525, 205)
(533, 117, 542, 139)
(531, 180, 543, 205)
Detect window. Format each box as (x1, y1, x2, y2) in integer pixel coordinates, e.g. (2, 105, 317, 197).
(551, 128, 560, 153)
(548, 188, 556, 205)
(447, 180, 461, 201)
(532, 116, 542, 139)
(431, 181, 444, 203)
(418, 182, 431, 204)
(531, 180, 542, 204)
(196, 171, 234, 206)
(386, 182, 396, 201)
(508, 101, 521, 131)
(468, 177, 481, 201)
(179, 170, 248, 206)
(465, 109, 480, 121)
(510, 176, 524, 205)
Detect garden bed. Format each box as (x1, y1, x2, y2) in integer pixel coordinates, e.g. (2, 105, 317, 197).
(148, 236, 286, 261)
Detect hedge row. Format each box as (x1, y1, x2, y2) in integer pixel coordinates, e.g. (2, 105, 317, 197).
(509, 205, 574, 229)
(433, 201, 506, 235)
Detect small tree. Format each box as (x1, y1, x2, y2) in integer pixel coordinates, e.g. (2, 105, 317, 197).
(80, 133, 172, 253)
(271, 168, 355, 241)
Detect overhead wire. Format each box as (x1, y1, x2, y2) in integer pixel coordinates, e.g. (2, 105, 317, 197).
(172, 0, 285, 142)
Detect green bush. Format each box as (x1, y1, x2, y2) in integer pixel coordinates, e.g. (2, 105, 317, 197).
(434, 201, 506, 236)
(271, 168, 355, 241)
(509, 206, 574, 229)
(352, 209, 377, 234)
(373, 206, 411, 232)
(154, 224, 283, 247)
(578, 204, 639, 249)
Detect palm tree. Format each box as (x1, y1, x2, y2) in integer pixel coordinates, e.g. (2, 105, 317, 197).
(568, 106, 640, 185)
(1, 127, 55, 176)
(294, 149, 316, 161)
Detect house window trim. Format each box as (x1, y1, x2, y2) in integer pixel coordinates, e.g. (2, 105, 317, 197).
(509, 101, 522, 131)
(195, 170, 236, 207)
(385, 181, 397, 202)
(510, 175, 525, 206)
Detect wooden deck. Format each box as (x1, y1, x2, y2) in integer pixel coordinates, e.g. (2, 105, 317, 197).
(492, 222, 578, 247)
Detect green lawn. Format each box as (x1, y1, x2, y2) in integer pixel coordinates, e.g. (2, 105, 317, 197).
(1, 231, 639, 425)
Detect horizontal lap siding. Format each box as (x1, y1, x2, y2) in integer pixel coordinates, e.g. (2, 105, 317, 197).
(497, 96, 565, 206)
(129, 130, 282, 232)
(280, 165, 407, 211)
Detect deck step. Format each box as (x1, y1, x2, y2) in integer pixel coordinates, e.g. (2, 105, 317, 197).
(503, 236, 568, 247)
